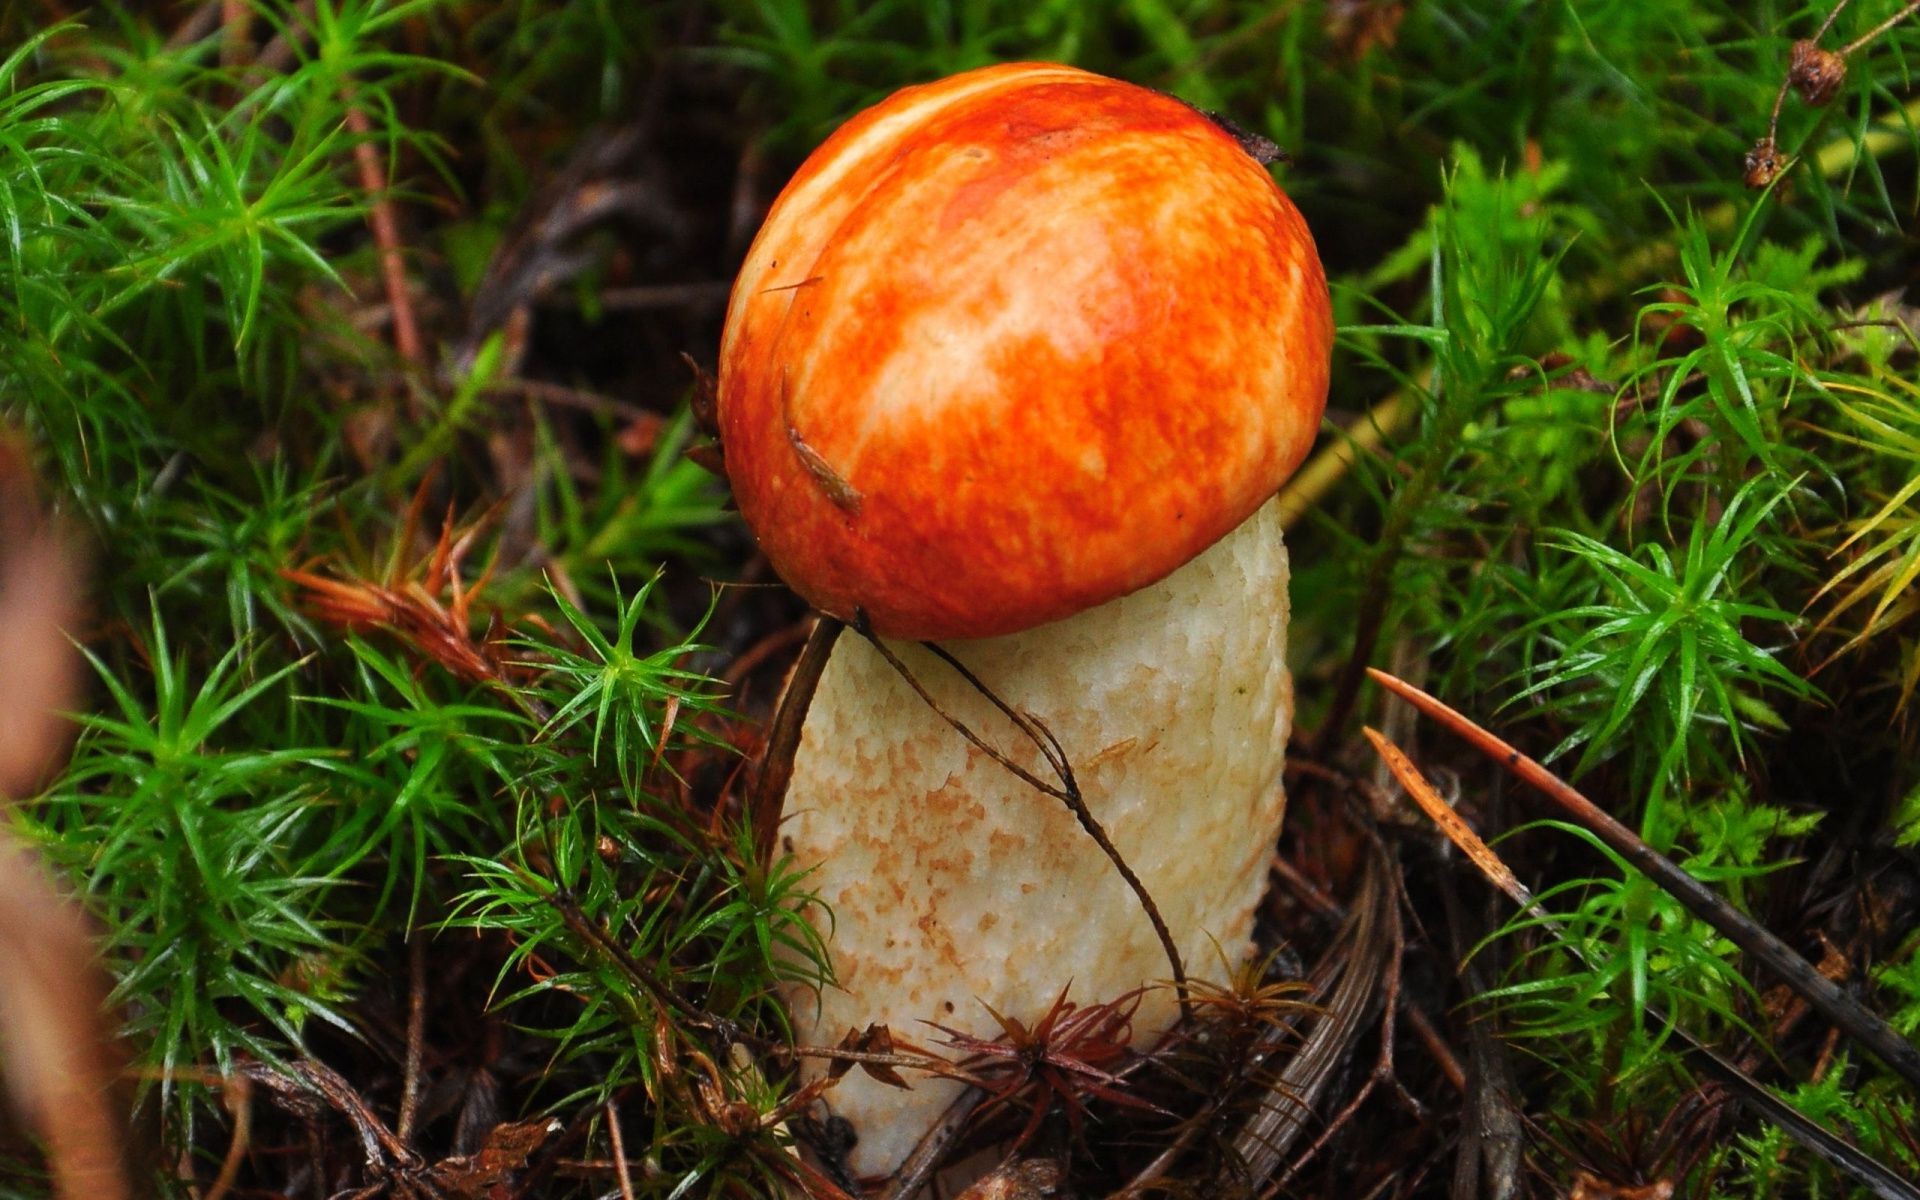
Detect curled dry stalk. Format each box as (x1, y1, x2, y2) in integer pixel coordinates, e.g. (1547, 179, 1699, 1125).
(1269, 855, 1417, 1192)
(0, 449, 133, 1200)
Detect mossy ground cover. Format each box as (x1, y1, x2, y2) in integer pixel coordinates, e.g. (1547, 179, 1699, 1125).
(2, 1, 1919, 1196)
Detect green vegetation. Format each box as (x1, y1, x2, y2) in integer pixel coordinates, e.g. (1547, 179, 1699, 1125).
(2, 0, 1919, 1195)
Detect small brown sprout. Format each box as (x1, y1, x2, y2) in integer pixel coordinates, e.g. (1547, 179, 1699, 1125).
(1744, 137, 1783, 189)
(1789, 38, 1848, 105)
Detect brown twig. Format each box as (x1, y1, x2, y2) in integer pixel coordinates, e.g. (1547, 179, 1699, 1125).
(1766, 2, 1852, 139)
(342, 97, 423, 368)
(605, 1098, 636, 1200)
(0, 839, 134, 1200)
(490, 378, 653, 423)
(1366, 666, 1920, 1094)
(749, 616, 842, 870)
(396, 933, 427, 1142)
(1270, 848, 1467, 1094)
(0, 460, 129, 1200)
(165, 2, 223, 49)
(721, 620, 813, 691)
(249, 0, 315, 80)
(879, 1088, 985, 1200)
(455, 130, 686, 373)
(1307, 420, 1456, 764)
(1269, 850, 1345, 921)
(786, 1041, 963, 1081)
(1363, 720, 1920, 1200)
(300, 1059, 418, 1169)
(1110, 1110, 1212, 1197)
(1285, 755, 1397, 818)
(219, 0, 252, 68)
(543, 883, 736, 1043)
(1837, 0, 1920, 57)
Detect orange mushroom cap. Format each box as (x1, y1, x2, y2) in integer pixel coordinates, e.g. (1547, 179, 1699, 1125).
(718, 62, 1332, 640)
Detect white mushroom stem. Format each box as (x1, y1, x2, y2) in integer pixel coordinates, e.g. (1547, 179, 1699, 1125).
(779, 496, 1294, 1178)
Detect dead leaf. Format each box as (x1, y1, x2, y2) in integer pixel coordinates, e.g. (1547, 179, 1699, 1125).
(424, 1116, 561, 1198)
(953, 1158, 1064, 1200)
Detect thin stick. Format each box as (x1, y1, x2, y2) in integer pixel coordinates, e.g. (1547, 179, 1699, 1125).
(544, 884, 735, 1042)
(1269, 851, 1344, 920)
(1837, 0, 1920, 57)
(856, 627, 1191, 1016)
(396, 934, 426, 1142)
(490, 378, 652, 422)
(592, 282, 732, 311)
(1272, 843, 1467, 1092)
(748, 616, 841, 870)
(275, 1059, 415, 1168)
(1763, 0, 1866, 152)
(0, 844, 131, 1200)
(246, 0, 315, 81)
(880, 1088, 985, 1200)
(1814, 0, 1857, 41)
(1363, 725, 1920, 1200)
(1112, 1111, 1213, 1196)
(342, 99, 423, 367)
(918, 642, 1079, 804)
(605, 1099, 636, 1200)
(1366, 667, 1920, 1094)
(1439, 880, 1523, 1200)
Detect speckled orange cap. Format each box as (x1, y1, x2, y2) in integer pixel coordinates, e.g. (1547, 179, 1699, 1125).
(718, 62, 1331, 641)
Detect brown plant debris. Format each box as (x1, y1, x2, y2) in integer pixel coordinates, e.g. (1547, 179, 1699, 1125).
(284, 484, 529, 691)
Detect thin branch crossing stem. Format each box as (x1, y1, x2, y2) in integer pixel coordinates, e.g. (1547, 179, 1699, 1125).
(854, 621, 1193, 1020)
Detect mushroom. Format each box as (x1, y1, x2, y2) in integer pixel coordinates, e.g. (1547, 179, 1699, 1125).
(717, 62, 1331, 1176)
